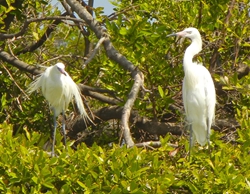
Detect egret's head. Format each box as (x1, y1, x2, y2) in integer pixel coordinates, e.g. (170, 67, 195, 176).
(166, 27, 202, 54)
(167, 27, 201, 41)
(55, 63, 66, 76)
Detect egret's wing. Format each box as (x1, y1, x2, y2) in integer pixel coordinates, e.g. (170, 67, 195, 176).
(66, 73, 91, 124)
(203, 68, 216, 125)
(26, 66, 51, 95)
(182, 78, 188, 118)
(27, 73, 44, 94)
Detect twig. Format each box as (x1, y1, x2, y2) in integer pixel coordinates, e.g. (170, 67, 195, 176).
(107, 5, 139, 21)
(82, 36, 106, 68)
(135, 141, 179, 149)
(7, 39, 18, 60)
(40, 54, 85, 66)
(2, 63, 30, 99)
(0, 16, 86, 40)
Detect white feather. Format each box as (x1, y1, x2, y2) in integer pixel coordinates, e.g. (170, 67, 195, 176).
(27, 63, 91, 123)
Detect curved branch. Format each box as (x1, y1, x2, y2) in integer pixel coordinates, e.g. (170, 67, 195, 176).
(66, 0, 144, 147)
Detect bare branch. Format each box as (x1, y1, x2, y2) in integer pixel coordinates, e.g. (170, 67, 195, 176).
(83, 36, 106, 68)
(79, 84, 122, 105)
(66, 0, 145, 147)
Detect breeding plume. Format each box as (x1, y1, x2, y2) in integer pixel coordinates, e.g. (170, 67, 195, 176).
(167, 27, 216, 151)
(28, 62, 91, 156)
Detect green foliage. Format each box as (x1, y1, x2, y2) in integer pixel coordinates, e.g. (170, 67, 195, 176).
(1, 117, 250, 193)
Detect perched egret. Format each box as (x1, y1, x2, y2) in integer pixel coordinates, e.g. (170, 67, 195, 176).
(28, 62, 91, 156)
(167, 27, 216, 152)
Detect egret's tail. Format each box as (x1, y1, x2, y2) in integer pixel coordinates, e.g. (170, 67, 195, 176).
(192, 122, 208, 146)
(72, 83, 93, 125)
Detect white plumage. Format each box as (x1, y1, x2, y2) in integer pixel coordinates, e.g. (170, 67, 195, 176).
(28, 62, 90, 156)
(167, 27, 216, 148)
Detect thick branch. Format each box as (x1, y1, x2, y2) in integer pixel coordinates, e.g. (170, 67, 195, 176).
(66, 0, 144, 147)
(67, 105, 239, 143)
(0, 49, 42, 75)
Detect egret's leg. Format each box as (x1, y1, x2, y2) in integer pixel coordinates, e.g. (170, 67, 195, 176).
(62, 110, 67, 152)
(206, 118, 211, 155)
(207, 128, 210, 147)
(52, 108, 57, 157)
(189, 124, 193, 160)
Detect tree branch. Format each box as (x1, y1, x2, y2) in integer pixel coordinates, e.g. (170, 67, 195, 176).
(66, 0, 145, 147)
(79, 84, 122, 105)
(67, 105, 240, 146)
(0, 49, 42, 75)
(83, 36, 106, 67)
(0, 15, 85, 41)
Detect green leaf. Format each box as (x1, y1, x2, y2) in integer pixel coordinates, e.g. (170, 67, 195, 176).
(158, 85, 164, 98)
(77, 180, 90, 194)
(42, 181, 54, 189)
(32, 32, 39, 41)
(119, 27, 128, 35)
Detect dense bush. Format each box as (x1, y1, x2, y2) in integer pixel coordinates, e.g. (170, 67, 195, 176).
(0, 113, 250, 193)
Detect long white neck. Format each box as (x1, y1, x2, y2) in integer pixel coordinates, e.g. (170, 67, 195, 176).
(183, 37, 202, 72)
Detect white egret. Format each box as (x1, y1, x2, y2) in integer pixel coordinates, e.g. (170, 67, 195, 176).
(167, 27, 216, 152)
(27, 62, 91, 156)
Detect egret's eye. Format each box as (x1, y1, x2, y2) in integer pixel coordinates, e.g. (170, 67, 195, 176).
(186, 31, 192, 34)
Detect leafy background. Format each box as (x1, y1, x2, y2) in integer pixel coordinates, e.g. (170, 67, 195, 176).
(0, 0, 250, 193)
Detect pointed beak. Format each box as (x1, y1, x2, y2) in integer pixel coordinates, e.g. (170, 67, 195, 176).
(167, 31, 186, 45)
(57, 67, 67, 76)
(166, 33, 177, 37)
(167, 31, 187, 38)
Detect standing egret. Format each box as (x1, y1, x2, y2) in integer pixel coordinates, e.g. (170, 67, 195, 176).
(28, 62, 91, 156)
(167, 27, 216, 153)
